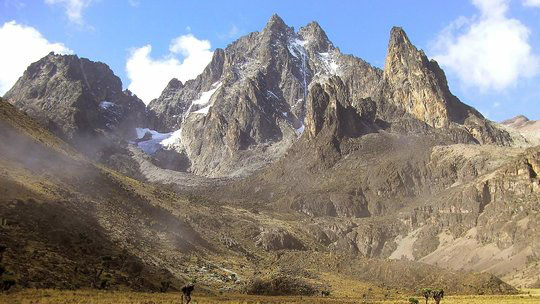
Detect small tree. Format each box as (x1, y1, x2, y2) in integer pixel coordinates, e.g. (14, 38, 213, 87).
(422, 288, 432, 304)
(409, 297, 420, 304)
(432, 289, 444, 304)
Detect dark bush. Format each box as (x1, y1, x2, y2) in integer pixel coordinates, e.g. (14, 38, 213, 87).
(99, 279, 108, 290)
(244, 275, 318, 296)
(1, 279, 15, 291)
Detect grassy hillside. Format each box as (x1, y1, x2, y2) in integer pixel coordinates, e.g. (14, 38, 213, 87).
(0, 98, 520, 297)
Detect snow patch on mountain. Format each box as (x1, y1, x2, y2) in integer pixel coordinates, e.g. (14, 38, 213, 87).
(135, 128, 173, 154)
(295, 124, 305, 135)
(160, 129, 183, 148)
(192, 82, 222, 106)
(187, 82, 222, 117)
(266, 90, 279, 100)
(193, 105, 211, 115)
(287, 38, 308, 59)
(99, 101, 114, 109)
(318, 52, 340, 75)
(288, 36, 309, 105)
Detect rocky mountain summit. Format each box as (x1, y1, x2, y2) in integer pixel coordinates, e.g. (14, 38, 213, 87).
(3, 15, 512, 178)
(142, 16, 511, 178)
(4, 52, 147, 158)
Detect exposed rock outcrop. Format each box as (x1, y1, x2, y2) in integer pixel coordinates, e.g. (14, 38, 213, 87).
(255, 227, 305, 251)
(4, 53, 147, 142)
(141, 17, 513, 177)
(382, 27, 511, 145)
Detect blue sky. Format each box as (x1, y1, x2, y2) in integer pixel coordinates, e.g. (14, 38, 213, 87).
(1, 0, 540, 121)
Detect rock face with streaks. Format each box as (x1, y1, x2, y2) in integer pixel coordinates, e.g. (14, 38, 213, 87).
(382, 27, 511, 145)
(4, 53, 147, 143)
(144, 18, 511, 177)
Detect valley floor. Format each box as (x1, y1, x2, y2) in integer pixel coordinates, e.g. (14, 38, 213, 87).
(1, 289, 539, 304)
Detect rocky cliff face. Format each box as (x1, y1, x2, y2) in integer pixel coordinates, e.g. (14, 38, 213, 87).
(142, 17, 512, 178)
(305, 76, 377, 140)
(3, 16, 512, 178)
(382, 27, 511, 145)
(214, 131, 538, 286)
(383, 27, 465, 129)
(147, 15, 347, 176)
(4, 53, 147, 144)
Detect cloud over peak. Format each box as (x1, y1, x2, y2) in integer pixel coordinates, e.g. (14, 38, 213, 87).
(0, 21, 72, 95)
(126, 33, 213, 105)
(432, 0, 539, 91)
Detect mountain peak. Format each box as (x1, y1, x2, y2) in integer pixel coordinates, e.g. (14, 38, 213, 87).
(384, 26, 476, 130)
(303, 21, 324, 33)
(387, 26, 414, 54)
(502, 115, 529, 124)
(264, 13, 287, 32)
(166, 78, 183, 90)
(298, 21, 332, 52)
(501, 115, 531, 127)
(4, 52, 146, 141)
(390, 26, 408, 40)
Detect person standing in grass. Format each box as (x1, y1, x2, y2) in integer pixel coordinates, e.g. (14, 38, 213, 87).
(181, 284, 194, 304)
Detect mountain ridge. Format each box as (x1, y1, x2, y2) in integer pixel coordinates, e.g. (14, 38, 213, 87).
(141, 15, 514, 177)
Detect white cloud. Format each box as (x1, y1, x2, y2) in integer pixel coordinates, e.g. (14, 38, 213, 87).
(0, 21, 72, 95)
(126, 34, 213, 104)
(432, 0, 539, 91)
(44, 0, 90, 24)
(523, 0, 540, 7)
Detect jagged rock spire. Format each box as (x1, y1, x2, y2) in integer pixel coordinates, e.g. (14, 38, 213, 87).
(384, 26, 455, 128)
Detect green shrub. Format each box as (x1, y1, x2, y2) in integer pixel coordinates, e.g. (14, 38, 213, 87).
(422, 288, 432, 304)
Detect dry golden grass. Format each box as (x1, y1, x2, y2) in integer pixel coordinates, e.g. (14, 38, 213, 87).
(1, 289, 539, 304)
